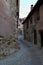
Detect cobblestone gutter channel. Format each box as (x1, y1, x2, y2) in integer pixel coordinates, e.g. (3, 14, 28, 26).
(0, 35, 20, 60)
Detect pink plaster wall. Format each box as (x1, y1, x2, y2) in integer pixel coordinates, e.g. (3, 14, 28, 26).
(0, 0, 13, 38)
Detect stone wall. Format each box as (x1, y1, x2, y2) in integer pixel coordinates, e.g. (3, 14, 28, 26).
(9, 0, 18, 39)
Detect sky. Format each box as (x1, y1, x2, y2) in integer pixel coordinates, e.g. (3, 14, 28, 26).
(19, 0, 38, 18)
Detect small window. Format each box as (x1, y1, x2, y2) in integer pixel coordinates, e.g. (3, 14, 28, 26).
(16, 12, 19, 16)
(6, 0, 7, 1)
(37, 8, 40, 20)
(30, 17, 32, 24)
(16, 0, 18, 5)
(34, 8, 40, 23)
(27, 19, 29, 29)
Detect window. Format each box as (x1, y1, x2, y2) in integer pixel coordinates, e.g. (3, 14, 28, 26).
(27, 19, 29, 29)
(16, 12, 19, 16)
(37, 8, 40, 20)
(6, 0, 7, 1)
(30, 17, 32, 24)
(34, 8, 40, 23)
(16, 0, 18, 5)
(34, 13, 37, 23)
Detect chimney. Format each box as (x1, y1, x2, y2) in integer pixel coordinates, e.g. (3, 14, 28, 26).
(31, 5, 33, 11)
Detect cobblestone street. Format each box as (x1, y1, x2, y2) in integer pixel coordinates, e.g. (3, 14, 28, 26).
(0, 35, 43, 65)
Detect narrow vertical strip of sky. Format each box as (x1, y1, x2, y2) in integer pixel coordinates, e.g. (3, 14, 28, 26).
(19, 0, 38, 18)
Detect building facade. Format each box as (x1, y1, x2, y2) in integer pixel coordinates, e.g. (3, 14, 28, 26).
(9, 0, 19, 39)
(18, 18, 25, 35)
(22, 0, 43, 47)
(0, 0, 19, 39)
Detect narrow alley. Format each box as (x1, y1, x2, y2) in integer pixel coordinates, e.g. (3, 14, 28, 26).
(0, 0, 43, 65)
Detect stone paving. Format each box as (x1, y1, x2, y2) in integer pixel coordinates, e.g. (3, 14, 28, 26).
(0, 35, 43, 65)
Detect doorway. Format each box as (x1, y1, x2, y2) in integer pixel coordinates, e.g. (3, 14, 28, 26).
(40, 31, 43, 47)
(34, 30, 37, 44)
